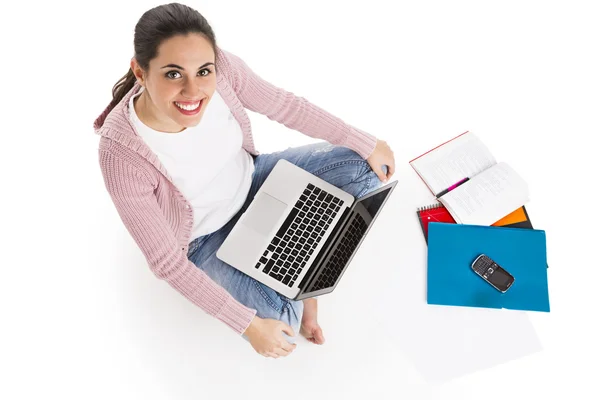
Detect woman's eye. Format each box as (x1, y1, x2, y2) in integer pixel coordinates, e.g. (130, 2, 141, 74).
(166, 69, 211, 79)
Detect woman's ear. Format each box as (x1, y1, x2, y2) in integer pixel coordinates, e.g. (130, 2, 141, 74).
(130, 57, 145, 86)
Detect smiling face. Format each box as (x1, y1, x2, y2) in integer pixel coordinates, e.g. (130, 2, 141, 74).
(130, 33, 217, 133)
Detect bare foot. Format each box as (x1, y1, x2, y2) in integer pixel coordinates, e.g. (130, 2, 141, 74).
(300, 298, 325, 344)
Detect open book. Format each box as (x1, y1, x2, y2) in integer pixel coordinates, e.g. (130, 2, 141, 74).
(410, 131, 529, 226)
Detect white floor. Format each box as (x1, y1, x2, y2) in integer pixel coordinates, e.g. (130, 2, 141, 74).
(3, 1, 599, 399)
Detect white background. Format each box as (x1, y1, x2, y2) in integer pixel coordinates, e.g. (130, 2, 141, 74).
(2, 0, 599, 399)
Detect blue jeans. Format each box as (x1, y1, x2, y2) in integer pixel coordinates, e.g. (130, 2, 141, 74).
(186, 142, 387, 342)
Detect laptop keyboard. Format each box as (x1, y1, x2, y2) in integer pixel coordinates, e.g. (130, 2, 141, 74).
(310, 212, 368, 291)
(255, 183, 342, 287)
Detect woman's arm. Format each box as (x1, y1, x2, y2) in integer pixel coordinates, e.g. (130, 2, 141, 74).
(99, 146, 257, 334)
(216, 48, 378, 160)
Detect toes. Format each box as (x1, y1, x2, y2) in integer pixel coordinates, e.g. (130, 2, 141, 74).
(315, 328, 325, 344)
(301, 325, 326, 345)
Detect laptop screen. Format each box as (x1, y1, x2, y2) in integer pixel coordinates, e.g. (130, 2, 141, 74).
(356, 186, 392, 220)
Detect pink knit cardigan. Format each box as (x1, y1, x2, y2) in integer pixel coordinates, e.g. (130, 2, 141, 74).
(93, 48, 378, 334)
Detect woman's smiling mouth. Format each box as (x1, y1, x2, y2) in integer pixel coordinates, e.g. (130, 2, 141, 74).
(174, 99, 203, 115)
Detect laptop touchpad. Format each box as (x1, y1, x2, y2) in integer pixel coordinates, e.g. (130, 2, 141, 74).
(242, 192, 288, 237)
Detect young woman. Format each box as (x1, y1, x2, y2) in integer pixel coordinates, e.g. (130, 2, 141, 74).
(93, 2, 395, 358)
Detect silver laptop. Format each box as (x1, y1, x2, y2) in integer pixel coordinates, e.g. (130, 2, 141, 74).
(216, 159, 397, 300)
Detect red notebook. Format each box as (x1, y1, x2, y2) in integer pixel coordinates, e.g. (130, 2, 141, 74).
(417, 204, 456, 243)
(417, 203, 534, 243)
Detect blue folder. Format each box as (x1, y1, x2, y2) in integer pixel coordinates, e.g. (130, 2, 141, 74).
(427, 222, 550, 312)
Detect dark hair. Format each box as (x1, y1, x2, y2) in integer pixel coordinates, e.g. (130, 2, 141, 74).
(110, 2, 217, 109)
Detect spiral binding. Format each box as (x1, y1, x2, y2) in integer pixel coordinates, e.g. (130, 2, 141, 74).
(417, 203, 444, 212)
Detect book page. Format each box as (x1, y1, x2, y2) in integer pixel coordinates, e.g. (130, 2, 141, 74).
(439, 162, 529, 226)
(410, 132, 497, 195)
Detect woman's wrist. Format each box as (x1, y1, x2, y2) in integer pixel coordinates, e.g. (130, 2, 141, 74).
(244, 315, 260, 336)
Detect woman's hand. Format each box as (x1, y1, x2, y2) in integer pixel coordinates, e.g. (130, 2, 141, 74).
(244, 316, 297, 358)
(366, 139, 395, 183)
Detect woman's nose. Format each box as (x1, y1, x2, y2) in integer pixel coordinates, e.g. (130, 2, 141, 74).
(182, 81, 203, 99)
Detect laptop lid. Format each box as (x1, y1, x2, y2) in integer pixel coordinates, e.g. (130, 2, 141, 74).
(295, 180, 398, 300)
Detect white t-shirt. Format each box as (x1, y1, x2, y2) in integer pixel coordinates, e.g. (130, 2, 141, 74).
(129, 87, 255, 239)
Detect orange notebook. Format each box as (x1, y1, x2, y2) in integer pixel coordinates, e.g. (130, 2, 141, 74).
(417, 203, 534, 243)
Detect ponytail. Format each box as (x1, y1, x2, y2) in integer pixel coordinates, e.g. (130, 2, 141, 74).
(110, 68, 137, 109)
